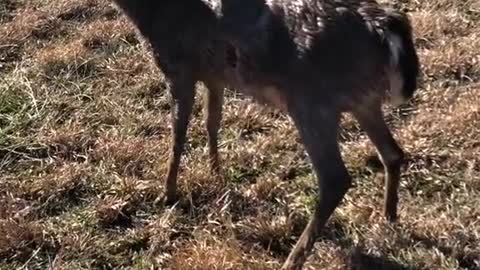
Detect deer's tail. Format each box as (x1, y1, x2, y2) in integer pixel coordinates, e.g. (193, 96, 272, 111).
(383, 11, 420, 106)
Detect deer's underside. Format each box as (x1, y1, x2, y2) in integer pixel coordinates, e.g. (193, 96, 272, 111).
(113, 0, 420, 269)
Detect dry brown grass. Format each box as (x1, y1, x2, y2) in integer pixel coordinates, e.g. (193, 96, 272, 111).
(1, 0, 479, 269)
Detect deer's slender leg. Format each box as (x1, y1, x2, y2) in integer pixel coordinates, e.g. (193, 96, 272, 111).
(353, 102, 404, 222)
(282, 105, 352, 270)
(164, 76, 196, 205)
(204, 83, 224, 174)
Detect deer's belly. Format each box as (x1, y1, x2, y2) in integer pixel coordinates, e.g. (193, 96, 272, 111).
(239, 85, 287, 112)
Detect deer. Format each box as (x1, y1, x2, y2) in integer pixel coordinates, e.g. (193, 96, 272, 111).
(112, 0, 420, 269)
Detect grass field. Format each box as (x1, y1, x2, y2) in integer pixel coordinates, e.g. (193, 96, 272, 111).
(1, 0, 479, 269)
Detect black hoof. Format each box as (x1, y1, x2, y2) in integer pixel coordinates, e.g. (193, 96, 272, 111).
(163, 193, 179, 206)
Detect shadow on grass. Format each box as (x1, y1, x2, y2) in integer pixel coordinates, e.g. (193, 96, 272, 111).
(348, 252, 417, 270)
(319, 220, 419, 270)
(409, 233, 479, 270)
(319, 219, 479, 269)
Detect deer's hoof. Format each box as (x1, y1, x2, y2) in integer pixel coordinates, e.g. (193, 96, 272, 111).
(281, 260, 301, 270)
(385, 212, 398, 223)
(162, 193, 179, 207)
(384, 204, 398, 223)
(282, 253, 306, 270)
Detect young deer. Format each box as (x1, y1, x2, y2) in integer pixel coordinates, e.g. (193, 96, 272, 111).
(113, 0, 419, 269)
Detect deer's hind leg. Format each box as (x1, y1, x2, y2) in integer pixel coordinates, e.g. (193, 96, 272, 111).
(164, 74, 196, 205)
(204, 82, 224, 175)
(353, 101, 404, 222)
(283, 104, 352, 270)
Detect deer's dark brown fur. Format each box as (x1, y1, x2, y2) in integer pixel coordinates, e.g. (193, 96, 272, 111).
(113, 0, 419, 269)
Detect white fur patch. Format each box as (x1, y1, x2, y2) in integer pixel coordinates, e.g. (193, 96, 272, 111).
(387, 32, 403, 67)
(386, 32, 405, 106)
(389, 69, 405, 106)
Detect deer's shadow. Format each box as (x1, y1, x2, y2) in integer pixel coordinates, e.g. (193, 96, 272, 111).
(320, 221, 419, 270)
(314, 218, 478, 270)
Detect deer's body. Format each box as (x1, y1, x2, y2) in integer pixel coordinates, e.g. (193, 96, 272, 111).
(113, 0, 419, 268)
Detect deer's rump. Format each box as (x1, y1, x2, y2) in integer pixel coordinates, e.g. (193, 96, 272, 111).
(222, 0, 419, 109)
